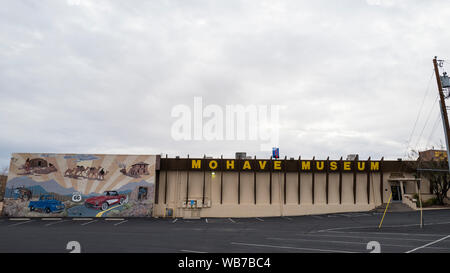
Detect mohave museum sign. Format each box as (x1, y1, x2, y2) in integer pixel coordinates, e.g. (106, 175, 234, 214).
(188, 158, 381, 172)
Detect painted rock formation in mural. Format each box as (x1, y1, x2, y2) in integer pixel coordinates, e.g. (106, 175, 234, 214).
(17, 158, 58, 176)
(119, 162, 150, 178)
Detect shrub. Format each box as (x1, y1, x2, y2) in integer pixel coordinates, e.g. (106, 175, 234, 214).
(418, 197, 439, 207)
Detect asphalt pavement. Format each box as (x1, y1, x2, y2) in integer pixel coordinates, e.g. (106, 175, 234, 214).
(1, 209, 449, 253)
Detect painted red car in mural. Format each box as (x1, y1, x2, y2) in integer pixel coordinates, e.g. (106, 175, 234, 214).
(84, 191, 128, 211)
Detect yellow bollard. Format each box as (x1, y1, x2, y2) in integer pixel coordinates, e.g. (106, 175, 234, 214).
(378, 193, 392, 229)
(418, 190, 423, 228)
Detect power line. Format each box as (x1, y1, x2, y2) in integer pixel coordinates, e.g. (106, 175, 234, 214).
(414, 94, 439, 151)
(405, 70, 435, 154)
(425, 112, 441, 149)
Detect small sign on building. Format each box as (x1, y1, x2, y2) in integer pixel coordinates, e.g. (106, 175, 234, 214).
(272, 148, 279, 159)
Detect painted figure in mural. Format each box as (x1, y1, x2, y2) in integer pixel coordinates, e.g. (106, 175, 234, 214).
(14, 187, 32, 201)
(64, 168, 74, 177)
(138, 187, 148, 201)
(17, 158, 32, 175)
(63, 166, 108, 181)
(74, 166, 87, 177)
(25, 158, 31, 172)
(98, 168, 106, 180)
(86, 167, 98, 179)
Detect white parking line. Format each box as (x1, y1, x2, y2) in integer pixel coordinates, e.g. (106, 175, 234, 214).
(228, 218, 236, 223)
(266, 237, 450, 250)
(321, 230, 446, 237)
(296, 233, 433, 242)
(317, 221, 450, 233)
(172, 218, 178, 223)
(255, 217, 264, 222)
(358, 213, 372, 216)
(114, 220, 128, 226)
(81, 220, 98, 226)
(8, 220, 34, 227)
(230, 242, 356, 253)
(45, 220, 70, 227)
(336, 214, 353, 218)
(406, 235, 450, 253)
(349, 213, 371, 217)
(283, 217, 293, 221)
(347, 214, 362, 217)
(180, 249, 207, 253)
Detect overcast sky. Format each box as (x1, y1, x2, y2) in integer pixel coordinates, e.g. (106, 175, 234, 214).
(1, 0, 450, 168)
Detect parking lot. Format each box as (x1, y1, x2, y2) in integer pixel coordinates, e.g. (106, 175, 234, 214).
(0, 210, 449, 253)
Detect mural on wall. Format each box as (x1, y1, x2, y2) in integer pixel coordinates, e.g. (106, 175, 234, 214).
(2, 153, 158, 218)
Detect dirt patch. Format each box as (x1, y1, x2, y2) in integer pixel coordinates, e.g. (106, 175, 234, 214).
(114, 201, 152, 217)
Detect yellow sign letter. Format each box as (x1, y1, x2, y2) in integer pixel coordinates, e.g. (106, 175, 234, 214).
(370, 162, 380, 171)
(343, 162, 351, 171)
(301, 161, 311, 170)
(330, 161, 338, 171)
(259, 161, 267, 170)
(209, 160, 218, 170)
(316, 161, 324, 171)
(357, 162, 365, 171)
(243, 161, 251, 170)
(273, 161, 281, 170)
(192, 160, 201, 169)
(226, 160, 235, 170)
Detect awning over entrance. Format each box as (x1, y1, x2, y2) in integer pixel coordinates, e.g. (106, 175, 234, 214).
(388, 178, 422, 202)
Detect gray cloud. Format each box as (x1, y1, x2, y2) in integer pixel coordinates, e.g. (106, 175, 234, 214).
(1, 0, 450, 168)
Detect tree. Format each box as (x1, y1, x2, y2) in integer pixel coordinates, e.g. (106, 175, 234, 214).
(408, 150, 450, 205)
(419, 160, 450, 205)
(0, 166, 7, 176)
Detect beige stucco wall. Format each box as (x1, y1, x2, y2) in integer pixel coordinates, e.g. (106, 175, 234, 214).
(154, 170, 432, 218)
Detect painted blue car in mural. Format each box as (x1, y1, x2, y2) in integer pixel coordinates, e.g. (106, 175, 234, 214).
(29, 195, 65, 213)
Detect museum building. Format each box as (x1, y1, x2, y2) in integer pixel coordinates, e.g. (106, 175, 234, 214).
(152, 153, 438, 218)
(0, 151, 445, 218)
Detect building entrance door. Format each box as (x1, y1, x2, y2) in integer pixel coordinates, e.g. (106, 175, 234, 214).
(391, 185, 402, 201)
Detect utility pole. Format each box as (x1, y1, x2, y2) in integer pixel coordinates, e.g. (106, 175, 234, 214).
(433, 56, 450, 173)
